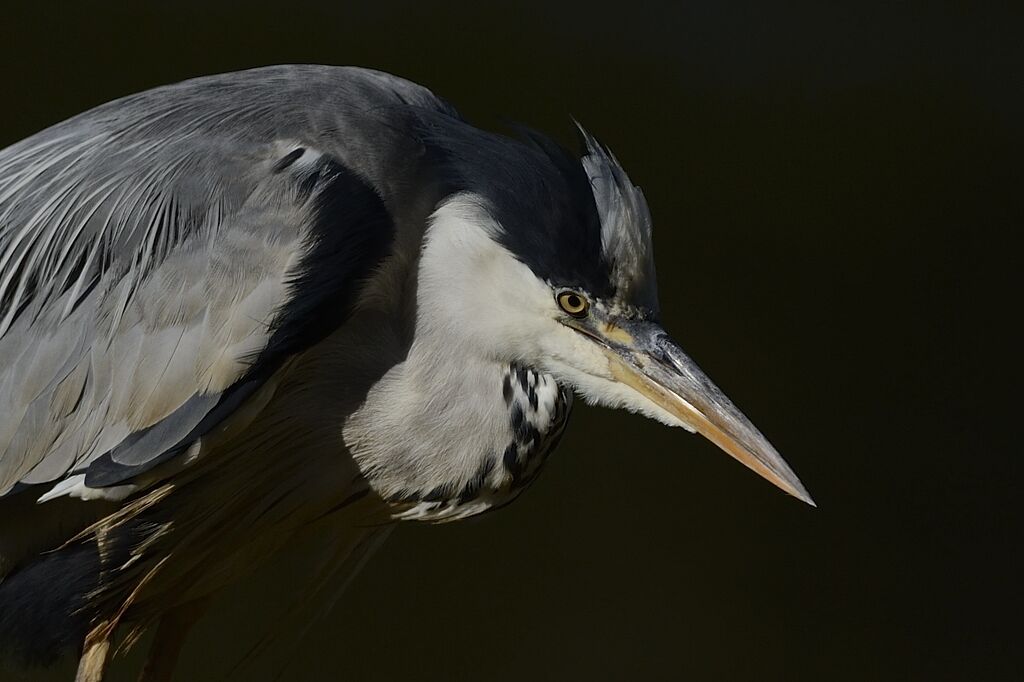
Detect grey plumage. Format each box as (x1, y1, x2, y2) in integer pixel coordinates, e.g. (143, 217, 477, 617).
(0, 65, 436, 497)
(0, 65, 454, 671)
(0, 64, 811, 680)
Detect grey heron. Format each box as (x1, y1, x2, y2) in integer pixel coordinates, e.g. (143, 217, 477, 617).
(0, 65, 812, 681)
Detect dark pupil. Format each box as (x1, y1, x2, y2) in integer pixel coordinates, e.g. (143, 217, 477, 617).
(566, 295, 581, 309)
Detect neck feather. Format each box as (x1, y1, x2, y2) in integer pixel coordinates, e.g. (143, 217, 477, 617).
(344, 346, 571, 521)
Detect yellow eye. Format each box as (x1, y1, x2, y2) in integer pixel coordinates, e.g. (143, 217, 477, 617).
(557, 290, 590, 318)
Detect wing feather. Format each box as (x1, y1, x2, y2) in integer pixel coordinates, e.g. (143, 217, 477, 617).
(0, 65, 444, 497)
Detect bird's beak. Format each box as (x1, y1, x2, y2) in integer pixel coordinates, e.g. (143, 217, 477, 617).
(566, 315, 815, 506)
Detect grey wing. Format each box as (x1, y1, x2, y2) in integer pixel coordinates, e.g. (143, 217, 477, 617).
(0, 66, 430, 498)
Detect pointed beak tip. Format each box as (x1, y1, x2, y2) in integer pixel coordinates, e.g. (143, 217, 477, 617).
(785, 479, 817, 508)
(795, 488, 818, 508)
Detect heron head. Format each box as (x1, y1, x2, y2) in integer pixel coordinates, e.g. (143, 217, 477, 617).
(418, 120, 813, 505)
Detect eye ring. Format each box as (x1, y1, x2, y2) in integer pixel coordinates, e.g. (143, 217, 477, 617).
(557, 290, 590, 318)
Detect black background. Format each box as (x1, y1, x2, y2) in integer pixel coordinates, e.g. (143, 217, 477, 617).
(3, 2, 1019, 680)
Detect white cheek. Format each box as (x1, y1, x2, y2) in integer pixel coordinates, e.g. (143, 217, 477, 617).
(418, 196, 557, 360)
(538, 326, 613, 380)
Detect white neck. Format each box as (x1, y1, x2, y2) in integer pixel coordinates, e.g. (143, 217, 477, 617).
(342, 196, 571, 520)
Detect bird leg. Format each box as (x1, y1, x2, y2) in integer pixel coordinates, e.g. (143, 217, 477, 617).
(136, 597, 209, 682)
(76, 620, 115, 682)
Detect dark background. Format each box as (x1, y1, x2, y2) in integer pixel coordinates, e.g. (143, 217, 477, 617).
(3, 2, 1019, 680)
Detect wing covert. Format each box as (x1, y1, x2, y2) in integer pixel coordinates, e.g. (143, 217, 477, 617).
(0, 67, 420, 498)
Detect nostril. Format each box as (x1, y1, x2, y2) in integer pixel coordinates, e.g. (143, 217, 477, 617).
(653, 333, 689, 373)
(649, 332, 673, 363)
